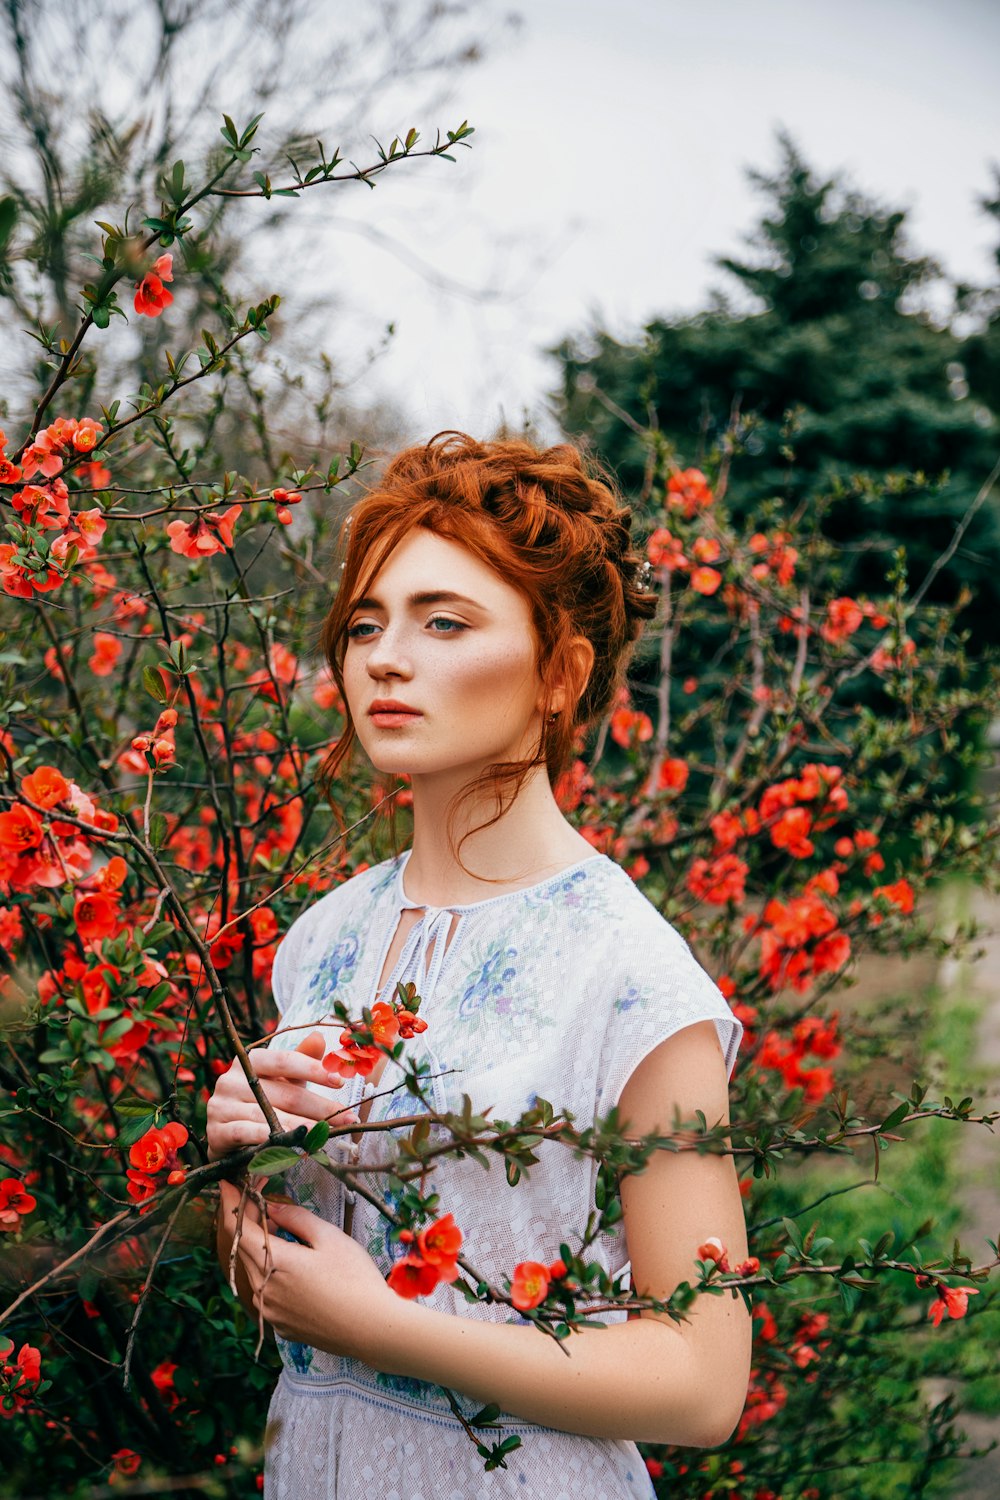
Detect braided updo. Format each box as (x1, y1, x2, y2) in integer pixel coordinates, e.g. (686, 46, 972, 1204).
(320, 430, 656, 812)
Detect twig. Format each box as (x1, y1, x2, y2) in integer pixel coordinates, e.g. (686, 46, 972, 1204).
(121, 1191, 189, 1389)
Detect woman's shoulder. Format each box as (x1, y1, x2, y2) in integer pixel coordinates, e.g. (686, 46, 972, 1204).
(540, 855, 695, 952)
(554, 859, 732, 1002)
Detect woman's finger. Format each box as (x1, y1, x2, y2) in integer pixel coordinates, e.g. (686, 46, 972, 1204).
(216, 1077, 346, 1120)
(239, 1048, 346, 1087)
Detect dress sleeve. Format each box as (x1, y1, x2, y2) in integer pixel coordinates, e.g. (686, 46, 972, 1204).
(593, 922, 743, 1123)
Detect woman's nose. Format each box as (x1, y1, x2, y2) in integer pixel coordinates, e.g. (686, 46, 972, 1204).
(365, 625, 413, 681)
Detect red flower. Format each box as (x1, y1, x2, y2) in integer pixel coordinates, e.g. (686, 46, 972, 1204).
(387, 1254, 441, 1299)
(0, 1177, 37, 1230)
(89, 632, 122, 678)
(80, 961, 122, 1016)
(646, 526, 687, 571)
(125, 1169, 157, 1204)
(72, 418, 103, 453)
(687, 853, 748, 906)
(166, 504, 241, 558)
(151, 1359, 179, 1409)
(134, 254, 174, 317)
(0, 804, 44, 852)
(74, 891, 120, 943)
(769, 807, 814, 859)
(510, 1260, 550, 1311)
(416, 1213, 462, 1282)
(272, 488, 303, 525)
(667, 467, 714, 518)
(20, 766, 69, 810)
(332, 1000, 401, 1078)
(129, 1129, 170, 1174)
(690, 565, 722, 596)
(657, 757, 689, 792)
(111, 1449, 142, 1477)
(609, 708, 653, 749)
(822, 596, 864, 643)
(160, 1121, 189, 1152)
(873, 878, 915, 915)
(0, 1339, 42, 1410)
(928, 1284, 978, 1327)
(696, 1236, 731, 1272)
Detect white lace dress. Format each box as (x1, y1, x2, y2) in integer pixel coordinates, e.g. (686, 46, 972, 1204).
(261, 851, 742, 1500)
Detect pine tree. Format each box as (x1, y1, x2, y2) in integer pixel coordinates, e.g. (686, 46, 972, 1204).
(554, 136, 1000, 648)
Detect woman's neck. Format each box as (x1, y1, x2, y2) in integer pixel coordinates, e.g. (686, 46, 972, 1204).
(402, 763, 596, 908)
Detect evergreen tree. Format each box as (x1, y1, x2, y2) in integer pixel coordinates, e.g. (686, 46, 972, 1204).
(553, 136, 1000, 648)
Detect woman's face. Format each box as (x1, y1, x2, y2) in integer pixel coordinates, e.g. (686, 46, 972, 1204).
(342, 528, 546, 779)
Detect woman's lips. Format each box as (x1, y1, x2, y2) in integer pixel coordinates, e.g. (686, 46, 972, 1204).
(368, 703, 423, 727)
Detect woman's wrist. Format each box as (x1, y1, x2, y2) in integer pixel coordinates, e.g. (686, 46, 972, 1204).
(355, 1286, 426, 1372)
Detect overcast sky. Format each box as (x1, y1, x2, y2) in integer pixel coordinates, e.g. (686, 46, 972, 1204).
(292, 0, 1000, 442)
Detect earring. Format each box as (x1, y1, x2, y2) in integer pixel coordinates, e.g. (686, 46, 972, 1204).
(548, 711, 559, 723)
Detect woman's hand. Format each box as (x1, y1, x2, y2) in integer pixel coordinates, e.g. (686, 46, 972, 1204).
(232, 1192, 398, 1361)
(206, 1030, 355, 1163)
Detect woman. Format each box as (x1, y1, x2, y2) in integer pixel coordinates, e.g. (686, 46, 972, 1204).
(209, 433, 751, 1499)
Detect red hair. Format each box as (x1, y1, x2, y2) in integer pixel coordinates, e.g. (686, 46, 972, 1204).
(320, 431, 655, 845)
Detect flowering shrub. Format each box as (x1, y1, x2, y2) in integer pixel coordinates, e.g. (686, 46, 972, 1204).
(0, 110, 997, 1499)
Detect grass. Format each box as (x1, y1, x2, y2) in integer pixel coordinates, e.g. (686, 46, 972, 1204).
(747, 879, 1000, 1496)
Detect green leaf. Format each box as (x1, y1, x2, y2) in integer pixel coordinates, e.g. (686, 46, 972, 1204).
(304, 1120, 330, 1154)
(881, 1101, 909, 1130)
(837, 1279, 861, 1315)
(0, 196, 18, 250)
(117, 1112, 158, 1148)
(246, 1146, 301, 1177)
(470, 1403, 500, 1427)
(142, 665, 168, 703)
(148, 812, 168, 849)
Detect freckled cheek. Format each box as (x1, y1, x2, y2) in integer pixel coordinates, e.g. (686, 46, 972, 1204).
(433, 643, 540, 728)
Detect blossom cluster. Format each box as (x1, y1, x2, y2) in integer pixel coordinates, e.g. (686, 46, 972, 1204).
(322, 995, 427, 1081)
(126, 1122, 189, 1206)
(0, 419, 108, 599)
(0, 765, 118, 898)
(387, 1213, 463, 1298)
(0, 1339, 43, 1418)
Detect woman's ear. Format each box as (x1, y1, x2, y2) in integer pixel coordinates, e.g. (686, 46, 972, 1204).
(546, 636, 595, 717)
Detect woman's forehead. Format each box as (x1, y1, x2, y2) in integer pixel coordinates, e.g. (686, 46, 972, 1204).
(361, 528, 525, 608)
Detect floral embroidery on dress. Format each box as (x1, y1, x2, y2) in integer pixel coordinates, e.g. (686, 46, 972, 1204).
(614, 984, 645, 1014)
(277, 1337, 314, 1376)
(456, 943, 519, 1022)
(304, 929, 359, 1017)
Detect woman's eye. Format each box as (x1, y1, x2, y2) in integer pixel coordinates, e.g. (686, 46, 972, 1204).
(427, 617, 467, 633)
(346, 621, 379, 639)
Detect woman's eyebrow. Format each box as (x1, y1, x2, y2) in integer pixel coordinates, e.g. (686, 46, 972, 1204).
(350, 590, 483, 611)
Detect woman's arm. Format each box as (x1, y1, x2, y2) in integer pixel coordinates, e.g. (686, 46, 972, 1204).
(373, 1020, 751, 1446)
(241, 1020, 752, 1448)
